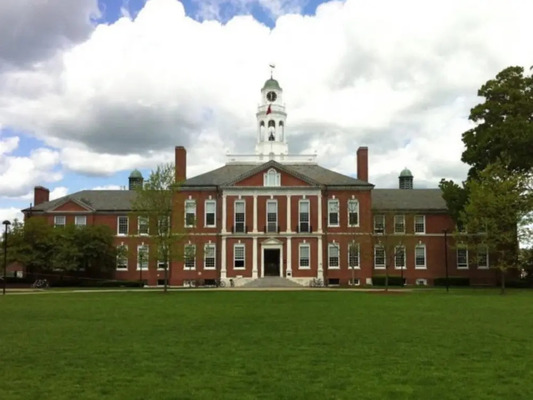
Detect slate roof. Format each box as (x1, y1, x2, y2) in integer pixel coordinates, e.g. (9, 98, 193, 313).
(372, 189, 447, 212)
(25, 190, 137, 213)
(182, 160, 372, 188)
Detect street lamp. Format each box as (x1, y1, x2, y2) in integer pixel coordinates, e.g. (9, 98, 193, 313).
(3, 220, 11, 296)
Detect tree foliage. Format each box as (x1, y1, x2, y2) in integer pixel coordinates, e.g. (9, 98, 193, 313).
(462, 65, 533, 178)
(7, 219, 116, 277)
(461, 162, 533, 293)
(130, 163, 186, 292)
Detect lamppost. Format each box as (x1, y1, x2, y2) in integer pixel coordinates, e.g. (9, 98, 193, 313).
(3, 220, 11, 296)
(443, 229, 449, 293)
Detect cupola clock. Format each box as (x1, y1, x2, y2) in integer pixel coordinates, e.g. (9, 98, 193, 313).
(266, 91, 277, 102)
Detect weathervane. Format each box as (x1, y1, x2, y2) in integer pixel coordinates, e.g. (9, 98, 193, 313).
(269, 63, 275, 78)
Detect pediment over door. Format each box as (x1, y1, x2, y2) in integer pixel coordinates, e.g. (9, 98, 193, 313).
(261, 238, 283, 246)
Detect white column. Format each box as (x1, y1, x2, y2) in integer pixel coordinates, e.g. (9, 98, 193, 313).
(221, 236, 227, 279)
(317, 236, 323, 279)
(222, 194, 227, 234)
(252, 237, 258, 278)
(253, 194, 258, 233)
(286, 237, 292, 277)
(286, 194, 292, 233)
(317, 194, 323, 233)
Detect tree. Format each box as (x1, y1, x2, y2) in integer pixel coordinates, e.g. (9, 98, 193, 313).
(130, 163, 187, 292)
(462, 66, 533, 178)
(8, 219, 117, 279)
(371, 213, 414, 291)
(441, 65, 533, 246)
(438, 179, 469, 226)
(7, 218, 55, 274)
(461, 162, 533, 294)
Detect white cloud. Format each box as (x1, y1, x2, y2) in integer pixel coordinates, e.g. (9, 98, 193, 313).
(0, 0, 532, 199)
(0, 138, 62, 197)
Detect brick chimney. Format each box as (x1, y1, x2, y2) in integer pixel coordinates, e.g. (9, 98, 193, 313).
(357, 147, 368, 182)
(175, 146, 187, 183)
(34, 186, 50, 206)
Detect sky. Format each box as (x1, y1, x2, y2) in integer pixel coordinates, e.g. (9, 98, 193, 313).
(0, 0, 532, 223)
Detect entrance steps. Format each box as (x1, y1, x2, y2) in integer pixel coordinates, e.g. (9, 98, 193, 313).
(241, 276, 303, 288)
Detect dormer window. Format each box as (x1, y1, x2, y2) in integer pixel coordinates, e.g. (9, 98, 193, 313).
(264, 168, 280, 186)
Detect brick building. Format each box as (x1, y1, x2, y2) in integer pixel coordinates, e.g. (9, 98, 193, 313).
(23, 75, 498, 287)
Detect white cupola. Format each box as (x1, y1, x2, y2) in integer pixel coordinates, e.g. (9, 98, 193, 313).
(255, 73, 288, 158)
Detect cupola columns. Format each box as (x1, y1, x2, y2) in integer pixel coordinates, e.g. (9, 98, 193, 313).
(255, 74, 289, 157)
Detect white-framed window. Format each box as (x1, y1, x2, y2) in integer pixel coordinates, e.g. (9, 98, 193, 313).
(137, 244, 149, 271)
(299, 244, 310, 269)
(328, 243, 340, 269)
(374, 215, 385, 234)
(234, 200, 246, 233)
(54, 215, 66, 228)
(457, 247, 468, 269)
(395, 246, 406, 269)
(157, 245, 168, 270)
(394, 215, 405, 234)
(138, 216, 149, 235)
(299, 200, 310, 233)
(415, 244, 426, 269)
(264, 168, 281, 186)
(158, 216, 170, 235)
(415, 215, 425, 234)
(205, 200, 216, 227)
(374, 245, 385, 269)
(234, 244, 245, 269)
(328, 199, 339, 227)
(348, 199, 359, 227)
(185, 200, 196, 227)
(75, 215, 86, 226)
(184, 244, 196, 270)
(477, 245, 489, 269)
(266, 200, 277, 233)
(116, 244, 128, 270)
(117, 216, 128, 236)
(204, 244, 216, 269)
(348, 242, 360, 269)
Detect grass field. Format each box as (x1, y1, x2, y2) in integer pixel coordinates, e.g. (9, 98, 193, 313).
(1, 289, 532, 400)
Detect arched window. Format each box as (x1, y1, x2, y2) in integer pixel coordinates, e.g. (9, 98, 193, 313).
(260, 121, 265, 127)
(264, 168, 280, 187)
(268, 120, 275, 127)
(279, 121, 284, 127)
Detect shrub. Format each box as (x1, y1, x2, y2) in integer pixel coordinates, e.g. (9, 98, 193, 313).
(433, 277, 470, 287)
(506, 279, 533, 288)
(97, 280, 145, 288)
(372, 276, 405, 286)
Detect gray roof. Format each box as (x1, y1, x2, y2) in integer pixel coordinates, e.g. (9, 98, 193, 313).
(182, 160, 373, 188)
(372, 189, 447, 212)
(25, 190, 137, 213)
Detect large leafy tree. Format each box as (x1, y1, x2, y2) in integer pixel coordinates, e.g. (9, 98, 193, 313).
(462, 66, 533, 178)
(461, 162, 532, 294)
(441, 66, 533, 236)
(8, 219, 117, 278)
(130, 163, 187, 292)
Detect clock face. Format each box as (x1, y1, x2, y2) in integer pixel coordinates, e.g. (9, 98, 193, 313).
(266, 91, 277, 102)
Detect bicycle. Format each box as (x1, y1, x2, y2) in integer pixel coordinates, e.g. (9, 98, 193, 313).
(309, 278, 324, 288)
(32, 279, 49, 289)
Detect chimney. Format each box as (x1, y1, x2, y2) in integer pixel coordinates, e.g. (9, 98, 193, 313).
(357, 147, 368, 182)
(175, 146, 187, 182)
(34, 186, 50, 205)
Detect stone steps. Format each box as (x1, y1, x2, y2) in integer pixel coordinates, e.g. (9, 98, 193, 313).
(241, 276, 303, 288)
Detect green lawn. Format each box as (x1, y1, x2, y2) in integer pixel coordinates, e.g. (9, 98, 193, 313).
(1, 289, 532, 400)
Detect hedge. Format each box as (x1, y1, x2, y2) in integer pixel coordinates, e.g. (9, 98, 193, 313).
(433, 277, 470, 287)
(371, 276, 405, 286)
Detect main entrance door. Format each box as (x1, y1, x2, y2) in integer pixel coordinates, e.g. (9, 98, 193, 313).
(264, 249, 280, 276)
